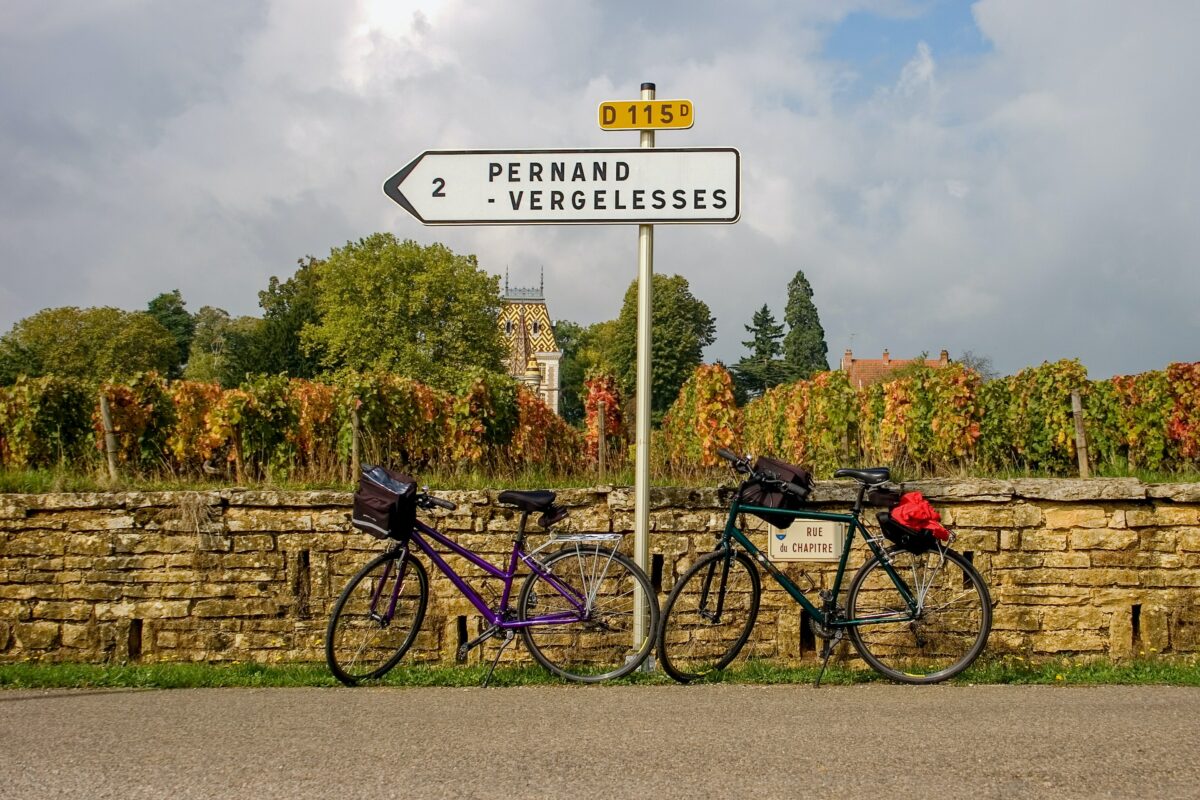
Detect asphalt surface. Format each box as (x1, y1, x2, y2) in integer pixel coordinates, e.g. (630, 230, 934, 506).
(2, 684, 1197, 799)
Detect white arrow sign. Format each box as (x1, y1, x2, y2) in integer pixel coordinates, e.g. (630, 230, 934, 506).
(383, 147, 740, 225)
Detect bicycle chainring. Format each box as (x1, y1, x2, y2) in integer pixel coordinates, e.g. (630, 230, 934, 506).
(809, 598, 846, 641)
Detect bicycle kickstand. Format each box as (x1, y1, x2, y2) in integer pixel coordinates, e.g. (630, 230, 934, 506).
(481, 630, 516, 688)
(814, 639, 834, 689)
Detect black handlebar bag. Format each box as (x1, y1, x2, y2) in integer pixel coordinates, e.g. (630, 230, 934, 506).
(351, 465, 417, 540)
(738, 455, 814, 529)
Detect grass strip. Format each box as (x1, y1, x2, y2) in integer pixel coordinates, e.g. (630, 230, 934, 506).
(2, 656, 1197, 690)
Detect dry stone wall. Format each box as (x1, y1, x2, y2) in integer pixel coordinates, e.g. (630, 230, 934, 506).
(1, 479, 1198, 666)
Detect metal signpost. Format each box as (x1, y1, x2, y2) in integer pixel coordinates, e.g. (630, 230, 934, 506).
(384, 83, 740, 661)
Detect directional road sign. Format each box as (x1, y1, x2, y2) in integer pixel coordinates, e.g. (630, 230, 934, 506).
(383, 147, 739, 225)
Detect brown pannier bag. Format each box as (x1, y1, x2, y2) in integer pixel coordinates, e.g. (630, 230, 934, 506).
(738, 455, 814, 530)
(351, 465, 417, 540)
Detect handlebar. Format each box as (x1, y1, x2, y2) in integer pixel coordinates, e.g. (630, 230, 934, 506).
(716, 448, 807, 499)
(418, 493, 457, 512)
(715, 447, 751, 474)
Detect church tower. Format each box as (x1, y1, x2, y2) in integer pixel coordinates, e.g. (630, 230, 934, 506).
(498, 270, 563, 415)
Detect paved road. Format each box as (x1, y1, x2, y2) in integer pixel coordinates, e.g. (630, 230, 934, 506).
(2, 685, 1197, 799)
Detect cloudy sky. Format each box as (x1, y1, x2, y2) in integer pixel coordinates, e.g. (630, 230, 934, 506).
(2, 0, 1197, 378)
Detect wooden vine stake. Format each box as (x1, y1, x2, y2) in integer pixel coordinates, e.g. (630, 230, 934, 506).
(1071, 391, 1091, 478)
(98, 390, 120, 483)
(597, 399, 607, 482)
(350, 400, 361, 479)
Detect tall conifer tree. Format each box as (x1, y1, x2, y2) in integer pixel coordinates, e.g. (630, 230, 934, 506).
(782, 270, 829, 379)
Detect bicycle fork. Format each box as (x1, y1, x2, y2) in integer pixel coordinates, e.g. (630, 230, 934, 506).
(698, 552, 734, 622)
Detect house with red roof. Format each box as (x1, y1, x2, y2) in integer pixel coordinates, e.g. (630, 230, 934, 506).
(840, 349, 950, 388)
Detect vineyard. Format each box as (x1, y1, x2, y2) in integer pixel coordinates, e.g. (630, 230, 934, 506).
(0, 359, 1197, 484)
(667, 359, 1200, 478)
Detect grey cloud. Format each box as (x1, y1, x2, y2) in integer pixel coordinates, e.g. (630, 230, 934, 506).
(0, 0, 1196, 381)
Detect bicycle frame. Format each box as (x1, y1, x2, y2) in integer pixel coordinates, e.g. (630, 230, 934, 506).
(719, 498, 921, 628)
(380, 518, 595, 630)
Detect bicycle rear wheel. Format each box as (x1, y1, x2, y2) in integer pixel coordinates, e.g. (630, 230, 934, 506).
(325, 549, 428, 686)
(657, 549, 760, 683)
(847, 546, 991, 684)
(518, 545, 659, 683)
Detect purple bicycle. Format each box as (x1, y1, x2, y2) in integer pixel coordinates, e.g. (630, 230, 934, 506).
(325, 487, 659, 685)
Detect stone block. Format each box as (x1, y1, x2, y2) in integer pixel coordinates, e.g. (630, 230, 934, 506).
(1070, 568, 1141, 587)
(311, 510, 353, 532)
(992, 606, 1041, 631)
(226, 508, 312, 533)
(1069, 529, 1138, 550)
(1043, 507, 1108, 529)
(1013, 504, 1044, 528)
(191, 598, 284, 618)
(232, 535, 276, 553)
(1139, 529, 1179, 552)
(67, 534, 114, 556)
(1109, 607, 1135, 659)
(951, 507, 1016, 528)
(0, 534, 67, 556)
(952, 530, 999, 552)
(13, 621, 59, 650)
(1107, 509, 1127, 529)
(989, 552, 1045, 569)
(1145, 483, 1200, 502)
(1042, 552, 1090, 569)
(31, 601, 93, 621)
(1126, 506, 1200, 528)
(651, 511, 712, 533)
(1042, 606, 1109, 631)
(1012, 479, 1144, 502)
(1031, 629, 1107, 653)
(999, 530, 1021, 551)
(1141, 606, 1170, 652)
(1020, 532, 1068, 551)
(113, 533, 197, 555)
(1090, 551, 1181, 569)
(60, 623, 96, 650)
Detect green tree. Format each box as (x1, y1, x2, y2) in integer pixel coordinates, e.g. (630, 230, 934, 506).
(0, 306, 177, 385)
(146, 290, 195, 378)
(956, 350, 999, 382)
(183, 306, 262, 387)
(554, 319, 587, 426)
(732, 304, 789, 399)
(612, 274, 716, 422)
(241, 256, 324, 378)
(556, 318, 622, 427)
(782, 270, 829, 378)
(302, 234, 505, 389)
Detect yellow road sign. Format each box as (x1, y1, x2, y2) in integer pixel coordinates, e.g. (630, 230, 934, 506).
(598, 100, 694, 130)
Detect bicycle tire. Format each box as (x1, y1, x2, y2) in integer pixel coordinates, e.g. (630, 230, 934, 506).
(325, 549, 428, 686)
(846, 545, 991, 684)
(517, 546, 659, 683)
(657, 549, 761, 684)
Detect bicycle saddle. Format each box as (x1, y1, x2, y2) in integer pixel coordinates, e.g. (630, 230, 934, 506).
(497, 490, 557, 512)
(833, 467, 891, 485)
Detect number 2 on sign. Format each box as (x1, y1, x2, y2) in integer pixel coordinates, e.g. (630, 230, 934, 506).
(432, 178, 446, 197)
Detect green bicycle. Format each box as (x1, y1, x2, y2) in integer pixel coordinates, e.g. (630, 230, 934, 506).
(656, 449, 992, 685)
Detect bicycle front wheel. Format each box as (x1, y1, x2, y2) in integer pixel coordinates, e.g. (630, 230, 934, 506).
(325, 549, 428, 686)
(657, 549, 760, 683)
(518, 545, 659, 683)
(847, 546, 991, 684)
